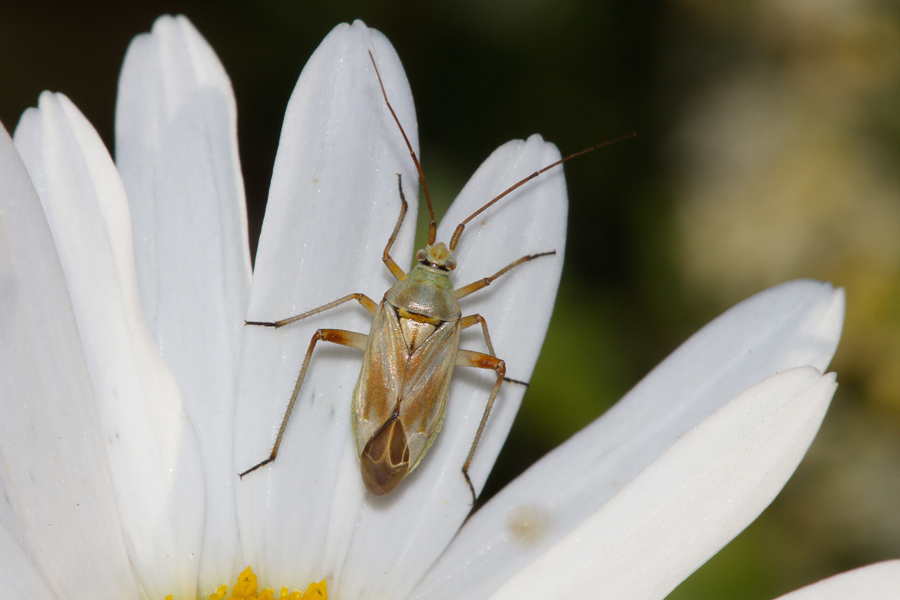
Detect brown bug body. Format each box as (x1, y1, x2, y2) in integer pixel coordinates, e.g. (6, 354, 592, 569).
(352, 255, 461, 495)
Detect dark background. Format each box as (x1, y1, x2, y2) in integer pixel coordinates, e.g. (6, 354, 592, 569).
(3, 2, 899, 598)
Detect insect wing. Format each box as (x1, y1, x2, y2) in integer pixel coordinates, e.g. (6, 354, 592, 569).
(398, 318, 460, 467)
(352, 301, 405, 451)
(352, 301, 461, 471)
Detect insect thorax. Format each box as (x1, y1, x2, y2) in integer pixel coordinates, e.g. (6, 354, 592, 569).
(384, 264, 461, 322)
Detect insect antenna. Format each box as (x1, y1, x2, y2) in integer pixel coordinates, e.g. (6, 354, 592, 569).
(447, 132, 636, 250)
(369, 51, 438, 245)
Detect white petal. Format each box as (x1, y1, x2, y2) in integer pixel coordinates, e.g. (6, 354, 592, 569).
(233, 21, 419, 589)
(14, 94, 204, 600)
(116, 14, 251, 588)
(414, 279, 843, 599)
(0, 121, 138, 598)
(490, 367, 837, 600)
(0, 523, 62, 600)
(435, 134, 567, 494)
(772, 560, 900, 600)
(338, 135, 566, 600)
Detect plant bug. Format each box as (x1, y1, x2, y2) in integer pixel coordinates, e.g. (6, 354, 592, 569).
(240, 50, 633, 501)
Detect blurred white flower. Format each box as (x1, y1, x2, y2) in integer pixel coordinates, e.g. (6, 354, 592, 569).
(0, 14, 896, 600)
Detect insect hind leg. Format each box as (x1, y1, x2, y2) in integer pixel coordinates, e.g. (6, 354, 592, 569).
(455, 348, 507, 504)
(239, 328, 368, 478)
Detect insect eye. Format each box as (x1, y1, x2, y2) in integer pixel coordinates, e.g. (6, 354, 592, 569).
(416, 249, 427, 262)
(446, 257, 457, 270)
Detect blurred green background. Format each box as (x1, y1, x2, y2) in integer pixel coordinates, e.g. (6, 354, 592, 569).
(2, 1, 898, 598)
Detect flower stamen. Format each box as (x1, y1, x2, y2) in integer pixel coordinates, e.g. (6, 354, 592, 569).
(164, 567, 326, 600)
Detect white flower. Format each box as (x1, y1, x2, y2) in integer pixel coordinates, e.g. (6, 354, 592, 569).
(0, 13, 897, 600)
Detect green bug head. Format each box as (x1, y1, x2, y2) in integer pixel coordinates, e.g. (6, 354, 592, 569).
(416, 243, 457, 271)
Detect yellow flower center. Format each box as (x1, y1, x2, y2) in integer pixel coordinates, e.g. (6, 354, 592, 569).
(164, 566, 326, 600)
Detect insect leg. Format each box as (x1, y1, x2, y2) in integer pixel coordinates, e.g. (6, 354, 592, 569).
(246, 293, 377, 328)
(455, 348, 507, 504)
(239, 328, 368, 478)
(382, 174, 409, 282)
(460, 313, 496, 357)
(459, 314, 527, 386)
(455, 250, 556, 300)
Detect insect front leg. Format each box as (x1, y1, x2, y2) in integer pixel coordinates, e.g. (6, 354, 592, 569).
(239, 328, 368, 478)
(246, 292, 377, 328)
(455, 250, 556, 300)
(382, 174, 409, 282)
(455, 348, 507, 504)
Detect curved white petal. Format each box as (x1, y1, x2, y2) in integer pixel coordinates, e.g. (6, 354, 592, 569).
(116, 14, 251, 589)
(13, 94, 204, 600)
(433, 135, 566, 494)
(337, 135, 566, 600)
(414, 279, 843, 599)
(0, 122, 138, 598)
(773, 560, 900, 600)
(233, 20, 419, 590)
(0, 523, 63, 600)
(490, 367, 836, 600)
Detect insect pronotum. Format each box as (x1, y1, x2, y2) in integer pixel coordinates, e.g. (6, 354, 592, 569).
(240, 50, 633, 501)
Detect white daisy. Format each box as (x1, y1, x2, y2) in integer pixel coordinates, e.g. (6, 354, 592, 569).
(1, 13, 897, 600)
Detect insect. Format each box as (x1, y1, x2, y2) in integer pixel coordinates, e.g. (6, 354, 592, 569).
(240, 51, 632, 501)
